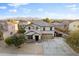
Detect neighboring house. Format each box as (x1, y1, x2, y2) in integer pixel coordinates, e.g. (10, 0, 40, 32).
(52, 22, 65, 29)
(52, 20, 70, 30)
(0, 20, 7, 31)
(3, 20, 19, 39)
(51, 20, 73, 37)
(69, 21, 79, 31)
(0, 20, 7, 40)
(19, 20, 54, 41)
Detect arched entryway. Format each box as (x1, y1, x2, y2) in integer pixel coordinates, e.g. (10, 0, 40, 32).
(35, 35, 39, 41)
(25, 31, 41, 42)
(33, 34, 41, 42)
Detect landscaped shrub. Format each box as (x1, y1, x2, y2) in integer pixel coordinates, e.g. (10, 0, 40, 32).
(66, 30, 79, 52)
(5, 37, 13, 45)
(5, 34, 25, 48)
(12, 34, 25, 47)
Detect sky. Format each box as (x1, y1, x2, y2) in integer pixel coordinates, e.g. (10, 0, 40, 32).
(0, 3, 79, 19)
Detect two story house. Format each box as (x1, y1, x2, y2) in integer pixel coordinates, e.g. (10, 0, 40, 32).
(19, 20, 54, 41)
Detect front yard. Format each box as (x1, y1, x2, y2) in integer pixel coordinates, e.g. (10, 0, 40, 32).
(0, 40, 43, 55)
(0, 37, 78, 56)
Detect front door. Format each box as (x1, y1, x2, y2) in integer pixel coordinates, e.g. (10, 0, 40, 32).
(35, 35, 39, 41)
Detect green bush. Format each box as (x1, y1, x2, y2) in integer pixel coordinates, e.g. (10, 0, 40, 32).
(5, 37, 13, 45)
(12, 34, 25, 47)
(5, 34, 25, 48)
(18, 28, 26, 34)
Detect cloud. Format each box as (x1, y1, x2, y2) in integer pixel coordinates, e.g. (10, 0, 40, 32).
(63, 14, 79, 19)
(37, 8, 44, 12)
(23, 8, 31, 13)
(66, 4, 79, 12)
(0, 6, 7, 9)
(9, 9, 17, 14)
(70, 8, 79, 11)
(66, 4, 76, 8)
(43, 11, 79, 19)
(8, 3, 29, 7)
(44, 11, 58, 17)
(0, 15, 11, 19)
(40, 11, 59, 18)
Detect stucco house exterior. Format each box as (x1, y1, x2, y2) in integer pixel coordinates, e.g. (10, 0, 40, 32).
(69, 21, 79, 31)
(19, 20, 54, 41)
(3, 20, 19, 39)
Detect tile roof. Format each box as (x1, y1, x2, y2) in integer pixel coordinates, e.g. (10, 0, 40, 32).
(31, 20, 54, 27)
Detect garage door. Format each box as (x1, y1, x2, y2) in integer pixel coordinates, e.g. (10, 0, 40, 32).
(42, 34, 54, 40)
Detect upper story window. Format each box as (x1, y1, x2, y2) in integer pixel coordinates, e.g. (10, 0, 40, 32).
(28, 27, 31, 30)
(10, 32, 13, 35)
(36, 27, 38, 30)
(50, 27, 52, 31)
(43, 27, 45, 31)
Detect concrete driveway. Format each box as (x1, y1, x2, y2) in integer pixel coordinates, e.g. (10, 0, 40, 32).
(0, 37, 78, 56)
(38, 37, 78, 56)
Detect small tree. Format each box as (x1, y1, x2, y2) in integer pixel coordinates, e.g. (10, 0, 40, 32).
(43, 18, 53, 23)
(18, 27, 26, 34)
(12, 34, 25, 48)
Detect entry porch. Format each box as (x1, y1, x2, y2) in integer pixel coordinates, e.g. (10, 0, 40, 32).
(25, 31, 41, 42)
